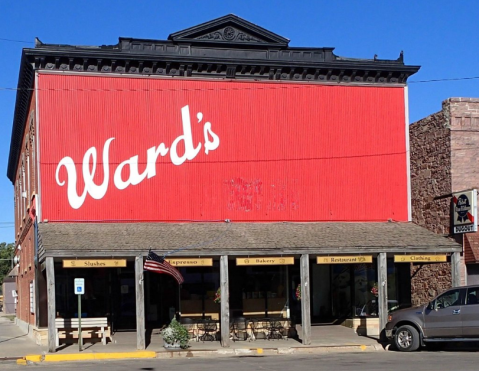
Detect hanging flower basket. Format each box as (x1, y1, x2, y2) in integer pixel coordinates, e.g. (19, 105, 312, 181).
(214, 287, 221, 304)
(371, 282, 378, 297)
(295, 284, 301, 301)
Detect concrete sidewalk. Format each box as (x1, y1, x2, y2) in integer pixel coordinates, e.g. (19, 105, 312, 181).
(0, 314, 384, 364)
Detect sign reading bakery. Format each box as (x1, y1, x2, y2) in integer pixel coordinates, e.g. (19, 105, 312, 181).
(38, 74, 408, 222)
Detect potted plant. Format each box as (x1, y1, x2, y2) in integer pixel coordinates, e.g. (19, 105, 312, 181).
(161, 318, 190, 349)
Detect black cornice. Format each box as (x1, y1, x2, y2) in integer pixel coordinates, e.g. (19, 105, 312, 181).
(7, 14, 420, 183)
(7, 52, 34, 183)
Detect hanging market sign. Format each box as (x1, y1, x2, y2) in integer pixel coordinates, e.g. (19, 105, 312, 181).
(236, 257, 294, 266)
(63, 259, 127, 268)
(166, 258, 213, 267)
(317, 256, 372, 264)
(452, 189, 478, 234)
(394, 255, 447, 263)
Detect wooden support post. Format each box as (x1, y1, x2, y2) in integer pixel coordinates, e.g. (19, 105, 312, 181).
(46, 257, 56, 353)
(451, 251, 461, 287)
(377, 252, 388, 334)
(220, 255, 230, 347)
(300, 254, 311, 345)
(135, 255, 145, 350)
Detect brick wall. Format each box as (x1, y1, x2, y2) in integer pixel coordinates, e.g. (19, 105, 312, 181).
(448, 98, 479, 193)
(409, 98, 479, 304)
(409, 108, 452, 305)
(13, 94, 38, 326)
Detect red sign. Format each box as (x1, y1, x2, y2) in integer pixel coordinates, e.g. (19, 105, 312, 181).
(38, 74, 408, 222)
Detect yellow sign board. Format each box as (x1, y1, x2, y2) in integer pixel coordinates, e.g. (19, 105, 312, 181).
(166, 258, 213, 267)
(317, 256, 373, 264)
(63, 259, 127, 268)
(236, 257, 294, 266)
(394, 255, 448, 263)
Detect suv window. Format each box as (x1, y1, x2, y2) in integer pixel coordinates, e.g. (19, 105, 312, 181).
(466, 287, 479, 305)
(434, 289, 461, 309)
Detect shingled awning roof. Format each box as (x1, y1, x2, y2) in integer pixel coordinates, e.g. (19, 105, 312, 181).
(37, 221, 461, 260)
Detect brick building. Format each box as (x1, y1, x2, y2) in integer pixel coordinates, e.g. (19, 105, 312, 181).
(410, 98, 479, 304)
(7, 15, 461, 352)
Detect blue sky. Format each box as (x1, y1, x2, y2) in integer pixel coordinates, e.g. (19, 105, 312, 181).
(0, 1, 478, 243)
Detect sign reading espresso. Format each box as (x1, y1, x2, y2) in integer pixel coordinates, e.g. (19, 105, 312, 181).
(166, 258, 213, 267)
(394, 255, 448, 263)
(63, 259, 127, 268)
(236, 257, 294, 266)
(317, 256, 373, 264)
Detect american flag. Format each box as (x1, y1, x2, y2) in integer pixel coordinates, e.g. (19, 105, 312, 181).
(144, 250, 184, 284)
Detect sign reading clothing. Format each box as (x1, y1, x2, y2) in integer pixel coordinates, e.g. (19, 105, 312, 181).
(317, 256, 372, 264)
(453, 189, 478, 234)
(63, 259, 127, 268)
(394, 255, 447, 263)
(236, 257, 294, 266)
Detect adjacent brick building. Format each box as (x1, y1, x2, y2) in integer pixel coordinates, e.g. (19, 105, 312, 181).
(410, 98, 479, 304)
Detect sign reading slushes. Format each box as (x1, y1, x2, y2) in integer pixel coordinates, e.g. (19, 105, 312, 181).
(63, 259, 127, 268)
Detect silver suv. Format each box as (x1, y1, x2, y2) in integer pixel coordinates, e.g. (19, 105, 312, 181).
(385, 285, 479, 351)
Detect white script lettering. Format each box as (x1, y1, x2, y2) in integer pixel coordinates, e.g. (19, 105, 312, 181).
(55, 105, 219, 209)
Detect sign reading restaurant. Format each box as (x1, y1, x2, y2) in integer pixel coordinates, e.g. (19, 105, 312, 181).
(317, 256, 373, 264)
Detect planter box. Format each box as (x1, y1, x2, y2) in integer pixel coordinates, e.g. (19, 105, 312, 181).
(342, 317, 380, 336)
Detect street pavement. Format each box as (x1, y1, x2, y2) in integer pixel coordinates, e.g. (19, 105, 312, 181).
(0, 312, 384, 365)
(2, 350, 479, 371)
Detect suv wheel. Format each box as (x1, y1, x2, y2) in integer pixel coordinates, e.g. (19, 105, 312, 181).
(394, 325, 420, 352)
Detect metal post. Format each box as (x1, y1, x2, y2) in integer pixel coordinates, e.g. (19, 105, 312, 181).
(78, 294, 82, 351)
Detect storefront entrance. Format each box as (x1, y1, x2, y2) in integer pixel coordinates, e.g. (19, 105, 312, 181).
(310, 259, 411, 324)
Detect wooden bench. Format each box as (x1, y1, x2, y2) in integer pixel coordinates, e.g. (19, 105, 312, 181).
(55, 317, 111, 347)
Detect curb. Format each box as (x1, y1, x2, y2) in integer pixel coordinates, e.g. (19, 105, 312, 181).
(17, 351, 157, 364)
(16, 344, 383, 364)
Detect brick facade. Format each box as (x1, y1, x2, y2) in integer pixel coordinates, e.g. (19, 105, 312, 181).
(13, 94, 37, 326)
(410, 97, 479, 305)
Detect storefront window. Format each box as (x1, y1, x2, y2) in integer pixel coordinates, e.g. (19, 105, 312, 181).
(229, 263, 288, 318)
(178, 265, 220, 320)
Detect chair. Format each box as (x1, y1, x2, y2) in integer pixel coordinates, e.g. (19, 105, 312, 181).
(267, 319, 286, 340)
(251, 318, 269, 340)
(197, 320, 217, 342)
(232, 317, 248, 341)
(180, 317, 197, 341)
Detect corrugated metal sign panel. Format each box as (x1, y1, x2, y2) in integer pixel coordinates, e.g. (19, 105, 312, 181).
(37, 74, 407, 222)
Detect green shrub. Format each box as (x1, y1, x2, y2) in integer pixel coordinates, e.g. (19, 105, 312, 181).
(161, 318, 189, 349)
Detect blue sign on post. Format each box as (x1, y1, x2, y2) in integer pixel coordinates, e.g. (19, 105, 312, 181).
(74, 278, 85, 295)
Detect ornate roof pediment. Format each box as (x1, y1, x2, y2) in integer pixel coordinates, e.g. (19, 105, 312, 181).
(168, 14, 289, 47)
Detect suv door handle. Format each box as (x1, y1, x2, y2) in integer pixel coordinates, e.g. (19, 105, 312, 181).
(452, 309, 461, 315)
